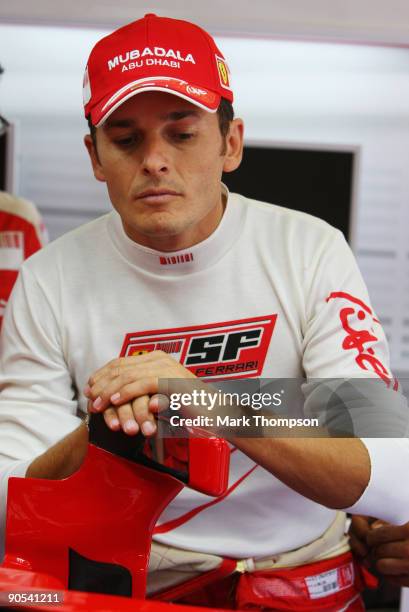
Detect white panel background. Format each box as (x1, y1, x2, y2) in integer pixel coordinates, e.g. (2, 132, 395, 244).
(1, 24, 409, 377)
(1, 0, 409, 45)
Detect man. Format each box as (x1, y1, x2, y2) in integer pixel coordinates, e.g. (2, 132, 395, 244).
(0, 14, 408, 611)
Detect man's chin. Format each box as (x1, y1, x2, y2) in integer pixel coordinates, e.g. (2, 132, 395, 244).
(125, 218, 188, 244)
(142, 220, 183, 237)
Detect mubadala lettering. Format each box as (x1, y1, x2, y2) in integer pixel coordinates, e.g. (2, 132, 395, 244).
(108, 47, 195, 70)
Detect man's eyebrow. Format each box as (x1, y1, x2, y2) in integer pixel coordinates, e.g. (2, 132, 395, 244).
(104, 119, 135, 130)
(162, 110, 201, 121)
(104, 110, 201, 130)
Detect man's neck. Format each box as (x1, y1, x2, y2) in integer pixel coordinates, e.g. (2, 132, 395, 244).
(122, 192, 227, 253)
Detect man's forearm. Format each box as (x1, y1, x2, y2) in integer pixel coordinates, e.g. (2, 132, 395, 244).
(26, 422, 89, 480)
(232, 436, 370, 509)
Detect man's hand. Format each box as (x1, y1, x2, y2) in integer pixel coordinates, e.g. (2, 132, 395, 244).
(366, 520, 409, 587)
(350, 515, 409, 587)
(84, 351, 196, 437)
(348, 515, 375, 567)
(84, 353, 371, 510)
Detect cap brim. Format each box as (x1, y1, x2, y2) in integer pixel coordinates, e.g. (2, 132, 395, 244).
(92, 77, 221, 127)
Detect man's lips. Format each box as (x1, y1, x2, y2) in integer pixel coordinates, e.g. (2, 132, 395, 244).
(136, 189, 182, 202)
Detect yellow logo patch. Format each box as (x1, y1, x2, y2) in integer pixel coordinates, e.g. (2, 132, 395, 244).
(216, 56, 230, 89)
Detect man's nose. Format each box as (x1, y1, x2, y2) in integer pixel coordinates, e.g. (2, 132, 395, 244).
(140, 137, 169, 176)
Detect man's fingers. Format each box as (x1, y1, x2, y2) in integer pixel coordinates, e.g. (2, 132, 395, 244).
(112, 402, 141, 435)
(348, 515, 373, 540)
(103, 407, 122, 431)
(372, 541, 409, 560)
(375, 557, 409, 576)
(348, 516, 376, 560)
(90, 368, 154, 412)
(89, 376, 159, 412)
(367, 523, 409, 547)
(348, 515, 374, 557)
(131, 395, 157, 436)
(349, 532, 370, 559)
(109, 378, 159, 408)
(149, 394, 170, 413)
(102, 397, 157, 437)
(83, 352, 196, 415)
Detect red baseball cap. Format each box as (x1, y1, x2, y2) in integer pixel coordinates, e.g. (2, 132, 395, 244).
(83, 13, 234, 127)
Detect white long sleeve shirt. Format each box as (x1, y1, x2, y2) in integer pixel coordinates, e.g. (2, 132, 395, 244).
(1, 189, 408, 559)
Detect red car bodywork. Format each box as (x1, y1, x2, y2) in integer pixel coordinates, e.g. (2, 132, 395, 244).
(0, 415, 230, 611)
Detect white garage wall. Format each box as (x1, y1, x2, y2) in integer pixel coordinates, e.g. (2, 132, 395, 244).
(1, 23, 409, 373)
(1, 0, 409, 45)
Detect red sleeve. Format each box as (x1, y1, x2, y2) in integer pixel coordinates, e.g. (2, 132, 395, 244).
(0, 208, 45, 328)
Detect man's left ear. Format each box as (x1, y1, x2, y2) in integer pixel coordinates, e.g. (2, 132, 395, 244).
(84, 134, 106, 183)
(223, 118, 244, 173)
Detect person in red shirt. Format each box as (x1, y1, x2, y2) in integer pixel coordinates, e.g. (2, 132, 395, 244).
(0, 191, 47, 328)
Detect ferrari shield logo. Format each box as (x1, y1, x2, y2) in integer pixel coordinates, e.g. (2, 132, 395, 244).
(216, 55, 231, 90)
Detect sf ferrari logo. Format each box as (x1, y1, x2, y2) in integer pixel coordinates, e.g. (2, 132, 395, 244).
(120, 315, 277, 381)
(185, 329, 262, 365)
(216, 56, 230, 89)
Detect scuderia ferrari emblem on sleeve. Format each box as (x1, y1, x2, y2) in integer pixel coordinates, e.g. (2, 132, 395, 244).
(120, 315, 277, 381)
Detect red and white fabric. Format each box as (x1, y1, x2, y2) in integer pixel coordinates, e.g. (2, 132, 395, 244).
(0, 192, 47, 329)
